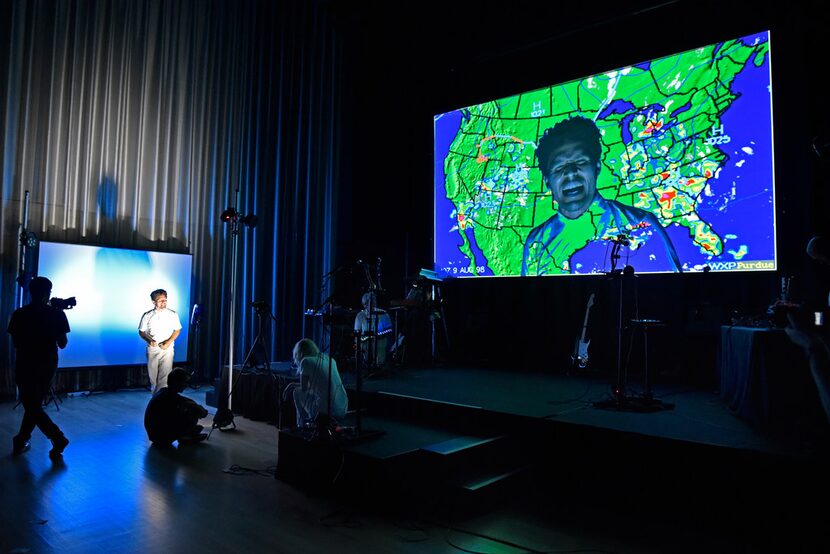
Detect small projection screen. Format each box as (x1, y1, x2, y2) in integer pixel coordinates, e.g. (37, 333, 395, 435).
(37, 242, 193, 369)
(434, 30, 775, 277)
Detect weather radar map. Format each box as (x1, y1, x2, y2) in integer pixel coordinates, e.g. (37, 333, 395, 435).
(434, 31, 775, 277)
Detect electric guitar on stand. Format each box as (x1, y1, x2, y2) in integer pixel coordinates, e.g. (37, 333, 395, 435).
(571, 293, 595, 373)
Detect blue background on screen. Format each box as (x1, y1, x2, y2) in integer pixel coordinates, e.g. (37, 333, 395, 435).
(37, 242, 193, 368)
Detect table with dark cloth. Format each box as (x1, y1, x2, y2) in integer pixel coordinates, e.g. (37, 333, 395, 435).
(218, 362, 299, 428)
(719, 325, 822, 431)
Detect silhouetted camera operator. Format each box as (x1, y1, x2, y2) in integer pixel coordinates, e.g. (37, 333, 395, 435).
(7, 276, 71, 457)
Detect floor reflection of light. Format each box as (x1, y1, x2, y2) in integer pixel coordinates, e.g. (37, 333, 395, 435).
(31, 423, 165, 538)
(141, 446, 186, 527)
(3, 390, 222, 549)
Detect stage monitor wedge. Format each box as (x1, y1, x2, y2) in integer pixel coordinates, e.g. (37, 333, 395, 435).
(434, 30, 775, 277)
(36, 241, 193, 369)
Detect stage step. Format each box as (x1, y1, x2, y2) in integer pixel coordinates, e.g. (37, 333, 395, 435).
(332, 386, 552, 506)
(353, 389, 526, 435)
(457, 463, 533, 492)
(276, 410, 545, 511)
(421, 434, 504, 455)
(416, 432, 541, 504)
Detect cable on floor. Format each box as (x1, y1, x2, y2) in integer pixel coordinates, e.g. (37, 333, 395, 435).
(222, 464, 276, 477)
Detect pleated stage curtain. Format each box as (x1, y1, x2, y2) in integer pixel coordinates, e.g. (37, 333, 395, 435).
(0, 0, 342, 395)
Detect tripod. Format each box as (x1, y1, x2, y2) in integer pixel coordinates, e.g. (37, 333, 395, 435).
(215, 302, 277, 432)
(14, 384, 62, 412)
(241, 302, 276, 372)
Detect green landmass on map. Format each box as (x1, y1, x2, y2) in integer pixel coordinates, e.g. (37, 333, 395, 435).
(443, 36, 770, 276)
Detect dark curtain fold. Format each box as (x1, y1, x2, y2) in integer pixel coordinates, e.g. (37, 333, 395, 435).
(0, 0, 341, 395)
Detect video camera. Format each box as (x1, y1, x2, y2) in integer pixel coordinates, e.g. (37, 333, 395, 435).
(50, 296, 77, 310)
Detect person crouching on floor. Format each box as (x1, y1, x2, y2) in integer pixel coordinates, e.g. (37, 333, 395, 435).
(144, 367, 208, 447)
(286, 338, 348, 436)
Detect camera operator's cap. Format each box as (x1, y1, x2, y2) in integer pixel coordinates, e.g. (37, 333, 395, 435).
(29, 276, 53, 296)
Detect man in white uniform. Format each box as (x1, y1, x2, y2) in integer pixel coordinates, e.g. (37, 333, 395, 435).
(138, 289, 182, 393)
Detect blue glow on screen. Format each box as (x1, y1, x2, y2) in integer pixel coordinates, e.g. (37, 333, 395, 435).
(37, 242, 193, 368)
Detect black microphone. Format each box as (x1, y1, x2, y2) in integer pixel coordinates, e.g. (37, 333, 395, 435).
(323, 265, 343, 277)
(357, 259, 369, 266)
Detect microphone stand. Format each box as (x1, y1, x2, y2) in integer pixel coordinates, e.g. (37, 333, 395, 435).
(612, 239, 625, 407)
(593, 235, 673, 413)
(350, 260, 386, 441)
(356, 262, 379, 434)
(593, 236, 629, 410)
(304, 292, 336, 437)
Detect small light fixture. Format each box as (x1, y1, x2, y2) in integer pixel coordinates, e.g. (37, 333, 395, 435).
(220, 208, 256, 228)
(240, 213, 257, 228)
(220, 208, 238, 223)
(19, 231, 38, 248)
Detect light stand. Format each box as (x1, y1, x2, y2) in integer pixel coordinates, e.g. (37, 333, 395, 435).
(213, 193, 257, 430)
(13, 191, 53, 412)
(16, 191, 37, 307)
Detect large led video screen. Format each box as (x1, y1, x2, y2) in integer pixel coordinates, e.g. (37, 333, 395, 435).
(37, 242, 193, 368)
(435, 31, 775, 277)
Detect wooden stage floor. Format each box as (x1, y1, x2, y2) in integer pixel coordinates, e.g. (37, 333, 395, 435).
(3, 364, 829, 553)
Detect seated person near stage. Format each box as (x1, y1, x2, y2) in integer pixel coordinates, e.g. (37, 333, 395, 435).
(144, 367, 208, 447)
(354, 292, 393, 367)
(785, 235, 830, 425)
(288, 338, 348, 430)
(522, 116, 682, 275)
